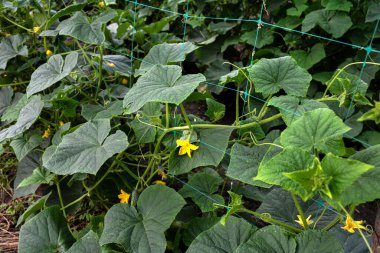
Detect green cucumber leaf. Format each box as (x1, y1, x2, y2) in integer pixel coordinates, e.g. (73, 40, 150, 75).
(289, 43, 326, 70)
(268, 95, 328, 126)
(17, 167, 55, 188)
(44, 119, 128, 175)
(247, 56, 312, 97)
(66, 230, 101, 253)
(18, 206, 75, 253)
(182, 217, 220, 246)
(124, 65, 205, 114)
(0, 96, 44, 143)
(186, 216, 258, 253)
(257, 188, 338, 229)
(255, 148, 315, 201)
(55, 10, 117, 44)
(295, 230, 344, 253)
(0, 87, 13, 116)
(205, 98, 225, 122)
(14, 151, 43, 198)
(46, 3, 86, 29)
(321, 154, 373, 199)
(340, 144, 380, 205)
(179, 171, 224, 212)
(136, 42, 198, 75)
(10, 133, 42, 161)
(17, 194, 50, 226)
(280, 108, 350, 155)
(302, 10, 352, 38)
(321, 0, 353, 12)
(0, 34, 28, 70)
(235, 225, 296, 253)
(81, 100, 124, 121)
(26, 52, 78, 96)
(99, 185, 186, 253)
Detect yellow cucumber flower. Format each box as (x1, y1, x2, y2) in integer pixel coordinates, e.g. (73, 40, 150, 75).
(153, 180, 166, 186)
(59, 121, 64, 126)
(107, 62, 116, 68)
(46, 49, 53, 57)
(295, 215, 313, 228)
(42, 127, 51, 139)
(341, 216, 366, 233)
(33, 26, 41, 33)
(176, 138, 199, 158)
(98, 1, 105, 8)
(118, 189, 130, 204)
(121, 78, 128, 85)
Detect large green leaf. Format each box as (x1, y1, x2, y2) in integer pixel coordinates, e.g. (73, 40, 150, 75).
(295, 230, 344, 253)
(13, 151, 42, 198)
(235, 225, 296, 253)
(280, 108, 350, 155)
(302, 10, 352, 38)
(321, 0, 353, 12)
(241, 28, 274, 49)
(340, 145, 380, 205)
(269, 95, 328, 126)
(320, 154, 373, 199)
(257, 188, 338, 229)
(17, 194, 50, 226)
(136, 42, 198, 75)
(289, 43, 326, 70)
(99, 185, 186, 253)
(247, 56, 312, 97)
(55, 10, 117, 44)
(66, 230, 101, 253)
(168, 128, 232, 175)
(186, 216, 258, 253)
(46, 3, 86, 29)
(18, 167, 55, 188)
(255, 148, 315, 201)
(227, 141, 271, 187)
(330, 226, 369, 253)
(124, 65, 205, 114)
(179, 171, 224, 212)
(44, 119, 128, 175)
(1, 93, 27, 122)
(0, 96, 44, 142)
(0, 87, 13, 116)
(81, 100, 124, 121)
(182, 217, 220, 246)
(26, 52, 78, 96)
(0, 34, 28, 70)
(10, 133, 42, 161)
(18, 206, 75, 253)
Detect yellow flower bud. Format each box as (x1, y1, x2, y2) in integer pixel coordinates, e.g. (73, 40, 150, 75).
(59, 121, 64, 127)
(46, 49, 53, 57)
(107, 62, 116, 68)
(98, 2, 105, 8)
(121, 78, 128, 85)
(33, 26, 41, 33)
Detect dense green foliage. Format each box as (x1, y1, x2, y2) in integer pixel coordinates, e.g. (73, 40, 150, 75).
(0, 0, 379, 252)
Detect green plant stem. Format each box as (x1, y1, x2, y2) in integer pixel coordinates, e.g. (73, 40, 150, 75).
(55, 177, 67, 218)
(0, 15, 33, 32)
(235, 84, 240, 124)
(166, 103, 170, 128)
(338, 203, 373, 253)
(0, 81, 29, 87)
(313, 205, 328, 229)
(169, 113, 281, 131)
(240, 208, 302, 233)
(179, 103, 192, 129)
(291, 193, 308, 229)
(95, 45, 104, 99)
(323, 61, 380, 97)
